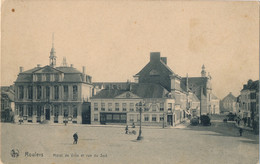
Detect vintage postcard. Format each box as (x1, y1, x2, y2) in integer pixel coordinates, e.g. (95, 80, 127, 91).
(1, 0, 259, 164)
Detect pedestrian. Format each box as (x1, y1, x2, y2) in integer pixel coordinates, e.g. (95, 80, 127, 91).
(125, 125, 128, 134)
(132, 123, 135, 128)
(73, 132, 78, 144)
(239, 128, 243, 136)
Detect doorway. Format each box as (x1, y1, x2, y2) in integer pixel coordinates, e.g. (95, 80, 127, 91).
(45, 109, 50, 120)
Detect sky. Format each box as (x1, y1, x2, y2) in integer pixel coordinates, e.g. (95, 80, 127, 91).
(1, 0, 259, 99)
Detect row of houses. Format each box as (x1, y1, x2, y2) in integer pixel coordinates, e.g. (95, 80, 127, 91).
(3, 43, 220, 126)
(220, 79, 259, 129)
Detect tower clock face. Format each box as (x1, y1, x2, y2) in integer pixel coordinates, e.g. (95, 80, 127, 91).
(126, 93, 130, 98)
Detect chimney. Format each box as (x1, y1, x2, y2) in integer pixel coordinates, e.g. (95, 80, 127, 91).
(82, 66, 86, 74)
(82, 66, 86, 82)
(37, 64, 41, 68)
(150, 52, 161, 63)
(71, 64, 74, 67)
(19, 67, 24, 73)
(160, 57, 167, 65)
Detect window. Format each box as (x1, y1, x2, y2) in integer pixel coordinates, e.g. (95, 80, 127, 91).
(54, 86, 59, 100)
(130, 103, 134, 112)
(73, 106, 77, 118)
(144, 104, 149, 111)
(101, 103, 105, 111)
(168, 103, 172, 111)
(115, 103, 119, 111)
(18, 86, 24, 99)
(19, 105, 24, 116)
(37, 85, 42, 99)
(144, 115, 149, 122)
(250, 93, 256, 99)
(37, 74, 41, 81)
(160, 103, 164, 111)
(113, 114, 120, 120)
(152, 115, 157, 122)
(46, 86, 50, 99)
(54, 106, 59, 117)
(54, 74, 59, 81)
(46, 74, 50, 81)
(63, 106, 68, 117)
(108, 103, 112, 111)
(129, 115, 134, 122)
(73, 85, 78, 100)
(106, 114, 112, 120)
(94, 103, 98, 111)
(122, 103, 127, 111)
(37, 105, 41, 116)
(94, 114, 98, 121)
(160, 115, 164, 122)
(28, 105, 33, 117)
(28, 86, 33, 100)
(63, 85, 68, 100)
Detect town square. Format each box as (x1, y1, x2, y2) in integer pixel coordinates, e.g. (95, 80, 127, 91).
(1, 118, 259, 164)
(1, 1, 259, 164)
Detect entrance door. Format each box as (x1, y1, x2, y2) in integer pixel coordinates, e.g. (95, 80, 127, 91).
(167, 115, 173, 126)
(45, 109, 50, 120)
(82, 102, 91, 124)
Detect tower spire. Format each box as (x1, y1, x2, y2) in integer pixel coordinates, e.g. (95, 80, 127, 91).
(49, 33, 57, 67)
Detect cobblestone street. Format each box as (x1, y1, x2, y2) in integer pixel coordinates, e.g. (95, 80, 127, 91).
(1, 122, 259, 164)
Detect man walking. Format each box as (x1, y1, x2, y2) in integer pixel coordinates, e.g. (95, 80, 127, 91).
(73, 132, 78, 144)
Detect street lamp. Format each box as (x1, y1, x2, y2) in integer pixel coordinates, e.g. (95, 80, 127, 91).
(135, 101, 145, 140)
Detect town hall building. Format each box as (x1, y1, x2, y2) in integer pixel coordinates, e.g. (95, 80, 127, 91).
(14, 41, 93, 124)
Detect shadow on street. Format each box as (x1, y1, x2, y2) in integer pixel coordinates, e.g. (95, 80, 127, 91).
(184, 121, 259, 144)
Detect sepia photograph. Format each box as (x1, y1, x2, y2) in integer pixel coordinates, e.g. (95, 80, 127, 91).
(1, 0, 259, 164)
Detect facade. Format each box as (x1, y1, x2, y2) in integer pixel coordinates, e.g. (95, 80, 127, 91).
(91, 83, 178, 126)
(239, 80, 259, 128)
(220, 92, 237, 114)
(91, 52, 202, 126)
(1, 86, 15, 122)
(14, 43, 93, 124)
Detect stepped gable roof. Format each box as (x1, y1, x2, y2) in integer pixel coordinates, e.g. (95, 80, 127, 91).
(91, 83, 170, 99)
